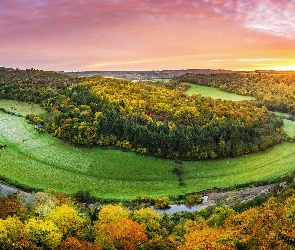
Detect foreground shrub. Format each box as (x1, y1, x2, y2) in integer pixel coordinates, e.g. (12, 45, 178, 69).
(46, 204, 87, 239)
(185, 194, 203, 204)
(94, 205, 147, 250)
(154, 197, 171, 209)
(0, 216, 30, 249)
(25, 218, 62, 249)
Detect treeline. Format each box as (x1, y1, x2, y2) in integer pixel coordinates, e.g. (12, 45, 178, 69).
(0, 67, 82, 103)
(0, 67, 285, 159)
(1, 181, 295, 249)
(174, 72, 295, 114)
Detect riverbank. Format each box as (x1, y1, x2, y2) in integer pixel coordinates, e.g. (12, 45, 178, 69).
(0, 182, 277, 214)
(155, 184, 275, 214)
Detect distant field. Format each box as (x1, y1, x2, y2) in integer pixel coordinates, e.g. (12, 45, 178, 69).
(282, 119, 295, 138)
(0, 99, 47, 117)
(185, 82, 255, 101)
(1, 100, 295, 199)
(271, 112, 295, 138)
(141, 78, 170, 84)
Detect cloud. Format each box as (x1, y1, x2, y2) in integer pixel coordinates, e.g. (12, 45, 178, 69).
(238, 0, 295, 39)
(0, 0, 294, 71)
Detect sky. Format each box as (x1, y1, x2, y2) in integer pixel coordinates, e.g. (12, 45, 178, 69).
(0, 0, 295, 71)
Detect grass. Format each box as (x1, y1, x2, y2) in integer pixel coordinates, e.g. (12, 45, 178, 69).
(0, 99, 47, 118)
(0, 103, 179, 199)
(1, 100, 295, 200)
(272, 112, 295, 138)
(282, 119, 295, 138)
(182, 142, 295, 192)
(184, 82, 255, 101)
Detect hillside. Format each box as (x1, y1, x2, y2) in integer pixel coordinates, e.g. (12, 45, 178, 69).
(0, 67, 286, 159)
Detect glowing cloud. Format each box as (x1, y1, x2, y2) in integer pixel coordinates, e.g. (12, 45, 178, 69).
(0, 0, 294, 71)
(238, 0, 295, 38)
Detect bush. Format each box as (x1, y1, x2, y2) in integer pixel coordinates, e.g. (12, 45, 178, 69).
(134, 195, 152, 204)
(73, 191, 92, 204)
(186, 194, 203, 204)
(154, 197, 171, 209)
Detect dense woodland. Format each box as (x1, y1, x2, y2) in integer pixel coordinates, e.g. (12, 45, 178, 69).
(0, 67, 287, 159)
(1, 181, 295, 249)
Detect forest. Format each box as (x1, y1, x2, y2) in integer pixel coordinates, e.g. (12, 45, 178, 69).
(0, 67, 287, 159)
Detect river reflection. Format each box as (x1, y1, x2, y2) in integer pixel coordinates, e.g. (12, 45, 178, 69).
(154, 196, 209, 214)
(0, 184, 27, 196)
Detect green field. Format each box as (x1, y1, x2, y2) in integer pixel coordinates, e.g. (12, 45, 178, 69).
(185, 82, 255, 101)
(1, 100, 295, 199)
(282, 119, 295, 138)
(0, 99, 47, 117)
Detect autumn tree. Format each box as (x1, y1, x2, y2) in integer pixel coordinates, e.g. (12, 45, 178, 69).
(94, 205, 147, 250)
(46, 204, 87, 239)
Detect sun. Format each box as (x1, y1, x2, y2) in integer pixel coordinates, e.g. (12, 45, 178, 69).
(269, 65, 295, 71)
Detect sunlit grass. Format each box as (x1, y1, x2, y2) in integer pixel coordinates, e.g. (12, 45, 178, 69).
(0, 99, 46, 117)
(184, 82, 255, 101)
(282, 119, 295, 138)
(182, 142, 295, 192)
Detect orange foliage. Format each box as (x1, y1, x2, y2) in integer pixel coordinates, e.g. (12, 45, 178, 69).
(95, 217, 148, 250)
(59, 237, 102, 250)
(178, 225, 236, 250)
(0, 195, 23, 219)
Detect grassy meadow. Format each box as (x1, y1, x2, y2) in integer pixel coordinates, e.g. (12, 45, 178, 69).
(274, 112, 295, 138)
(282, 119, 295, 138)
(0, 99, 47, 118)
(1, 99, 295, 199)
(185, 82, 255, 100)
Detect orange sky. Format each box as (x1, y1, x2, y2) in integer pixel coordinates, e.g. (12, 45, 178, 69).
(1, 0, 295, 71)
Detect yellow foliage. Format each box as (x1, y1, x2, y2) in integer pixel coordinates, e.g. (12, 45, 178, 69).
(154, 196, 171, 209)
(46, 204, 86, 238)
(98, 205, 130, 224)
(25, 218, 62, 249)
(94, 205, 148, 249)
(0, 216, 26, 246)
(136, 147, 147, 154)
(132, 207, 162, 233)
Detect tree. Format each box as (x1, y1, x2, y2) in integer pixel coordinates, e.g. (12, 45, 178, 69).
(30, 192, 56, 217)
(59, 237, 102, 250)
(46, 204, 87, 239)
(132, 207, 162, 237)
(25, 218, 62, 249)
(0, 216, 30, 249)
(179, 218, 236, 250)
(94, 205, 147, 250)
(0, 195, 24, 219)
(95, 218, 148, 250)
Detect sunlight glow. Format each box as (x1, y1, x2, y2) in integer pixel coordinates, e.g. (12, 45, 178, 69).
(268, 65, 295, 71)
